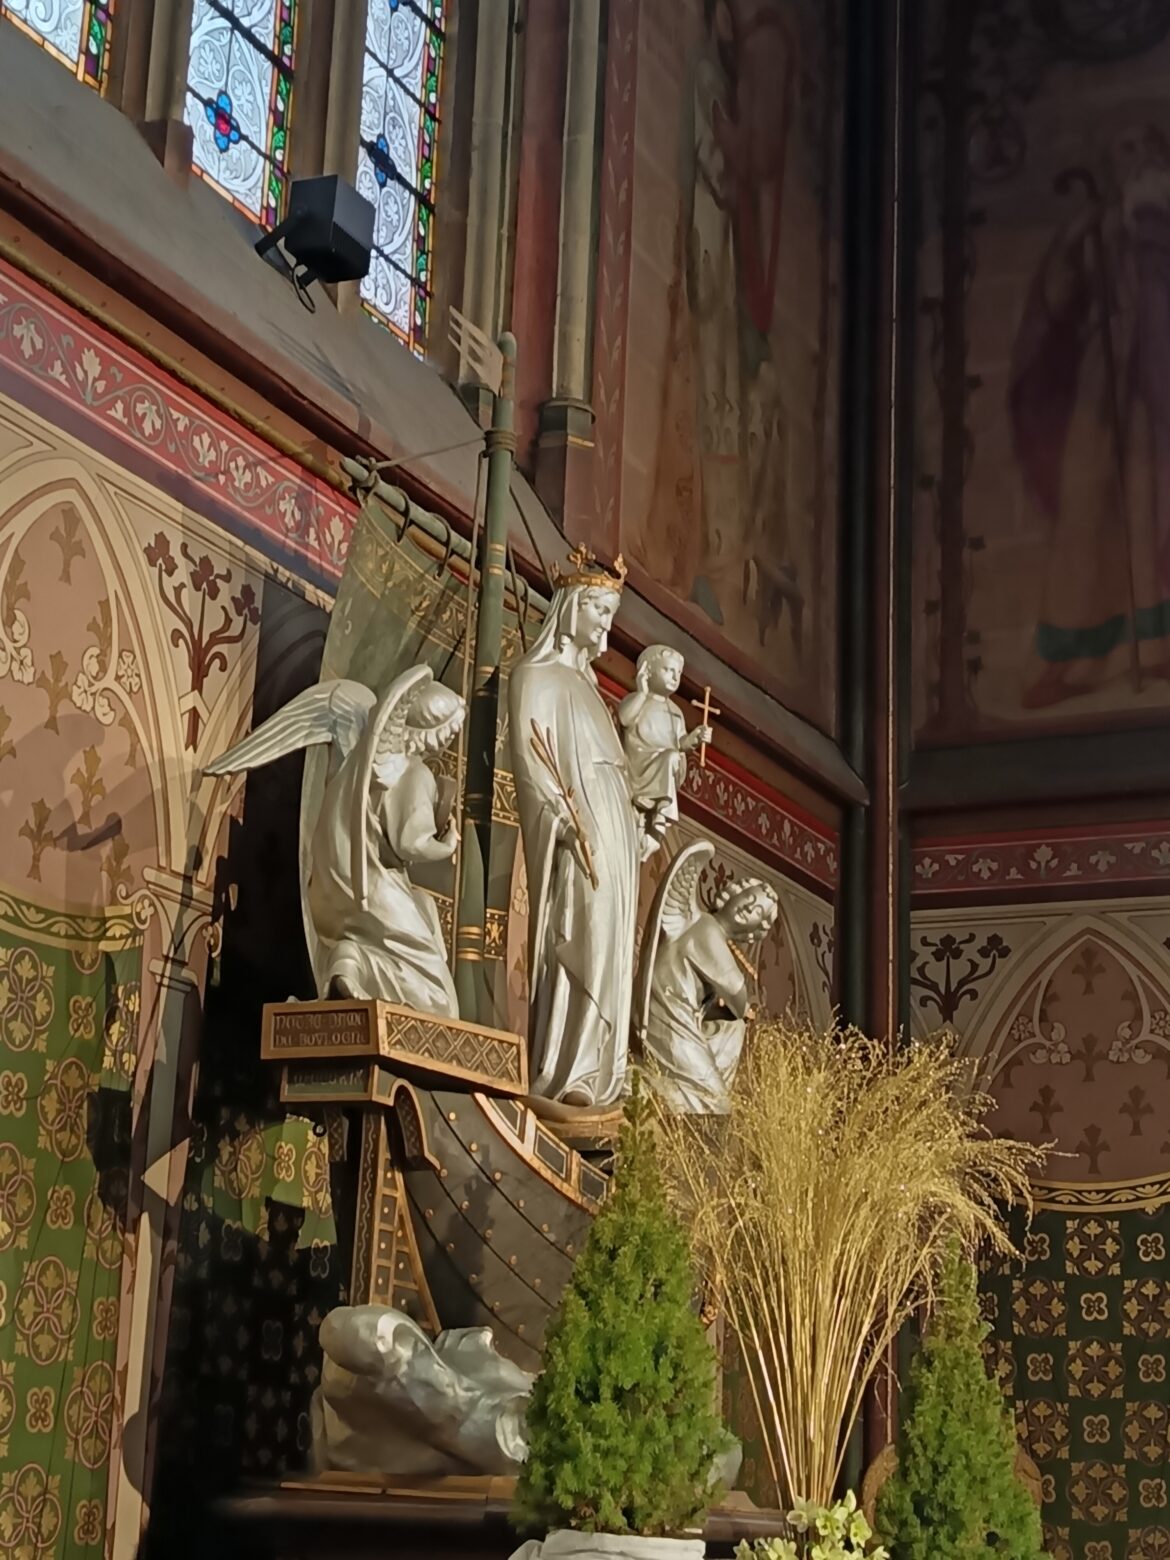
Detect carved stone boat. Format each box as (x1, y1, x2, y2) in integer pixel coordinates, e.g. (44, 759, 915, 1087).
(264, 997, 607, 1372)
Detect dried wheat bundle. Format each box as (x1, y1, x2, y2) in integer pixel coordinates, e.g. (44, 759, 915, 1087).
(655, 1019, 1044, 1514)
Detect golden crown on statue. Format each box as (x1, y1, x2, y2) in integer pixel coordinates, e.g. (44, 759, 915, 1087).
(551, 545, 629, 593)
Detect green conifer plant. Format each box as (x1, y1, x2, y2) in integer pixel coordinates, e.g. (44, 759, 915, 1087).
(876, 1244, 1049, 1560)
(514, 1077, 731, 1537)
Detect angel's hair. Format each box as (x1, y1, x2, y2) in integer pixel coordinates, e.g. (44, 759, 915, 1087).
(405, 682, 465, 755)
(713, 878, 780, 923)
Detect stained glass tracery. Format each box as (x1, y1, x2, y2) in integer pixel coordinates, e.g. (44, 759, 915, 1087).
(185, 0, 297, 229)
(0, 0, 114, 89)
(357, 0, 446, 356)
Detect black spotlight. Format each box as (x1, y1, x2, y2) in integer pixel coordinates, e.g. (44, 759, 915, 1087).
(255, 175, 375, 309)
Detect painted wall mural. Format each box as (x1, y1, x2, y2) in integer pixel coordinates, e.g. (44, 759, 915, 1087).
(913, 0, 1170, 738)
(598, 0, 842, 730)
(911, 840, 1170, 1558)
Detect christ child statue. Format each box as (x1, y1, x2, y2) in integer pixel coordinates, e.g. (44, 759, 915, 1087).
(618, 645, 711, 852)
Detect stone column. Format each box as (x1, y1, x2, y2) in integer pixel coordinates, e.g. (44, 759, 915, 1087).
(535, 0, 602, 532)
(322, 1, 368, 181)
(320, 0, 370, 316)
(109, 869, 213, 1560)
(553, 0, 601, 404)
(139, 0, 196, 178)
(459, 1, 511, 419)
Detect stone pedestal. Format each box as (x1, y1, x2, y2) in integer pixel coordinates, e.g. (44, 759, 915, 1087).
(262, 1000, 528, 1312)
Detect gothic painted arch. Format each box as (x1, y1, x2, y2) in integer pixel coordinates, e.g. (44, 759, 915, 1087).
(0, 439, 263, 890)
(911, 897, 1170, 1183)
(978, 921, 1170, 1087)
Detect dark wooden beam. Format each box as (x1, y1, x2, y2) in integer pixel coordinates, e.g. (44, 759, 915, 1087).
(907, 724, 1170, 814)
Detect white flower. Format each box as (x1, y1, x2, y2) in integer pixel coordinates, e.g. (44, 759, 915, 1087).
(787, 1497, 818, 1534)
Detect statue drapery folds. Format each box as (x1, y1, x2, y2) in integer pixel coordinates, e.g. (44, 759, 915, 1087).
(508, 554, 642, 1111)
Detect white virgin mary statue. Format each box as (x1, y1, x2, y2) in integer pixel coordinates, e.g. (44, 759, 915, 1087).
(508, 549, 642, 1110)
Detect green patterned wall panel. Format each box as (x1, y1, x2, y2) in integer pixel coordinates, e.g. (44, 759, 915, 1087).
(0, 894, 142, 1560)
(982, 1205, 1170, 1560)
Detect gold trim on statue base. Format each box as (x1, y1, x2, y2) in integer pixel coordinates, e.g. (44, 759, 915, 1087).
(525, 1093, 624, 1150)
(279, 1060, 399, 1107)
(261, 998, 528, 1095)
(278, 1472, 519, 1503)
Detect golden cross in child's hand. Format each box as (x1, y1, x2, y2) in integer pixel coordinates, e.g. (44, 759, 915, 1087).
(690, 685, 720, 769)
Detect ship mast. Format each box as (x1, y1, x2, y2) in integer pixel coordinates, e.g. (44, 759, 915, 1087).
(453, 331, 518, 1025)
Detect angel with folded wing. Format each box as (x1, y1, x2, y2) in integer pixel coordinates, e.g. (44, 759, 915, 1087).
(205, 665, 465, 1016)
(633, 839, 778, 1114)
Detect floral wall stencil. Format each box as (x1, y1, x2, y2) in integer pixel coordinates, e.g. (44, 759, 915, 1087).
(143, 533, 260, 751)
(911, 898, 1170, 1185)
(0, 902, 142, 1560)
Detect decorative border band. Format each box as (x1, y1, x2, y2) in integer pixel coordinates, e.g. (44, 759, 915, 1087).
(914, 821, 1170, 899)
(681, 757, 838, 891)
(0, 260, 357, 584)
(1032, 1173, 1170, 1213)
(0, 888, 144, 950)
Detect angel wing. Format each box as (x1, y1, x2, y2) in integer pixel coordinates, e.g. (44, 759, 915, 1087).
(204, 679, 376, 778)
(632, 839, 715, 1047)
(349, 664, 435, 908)
(206, 678, 378, 998)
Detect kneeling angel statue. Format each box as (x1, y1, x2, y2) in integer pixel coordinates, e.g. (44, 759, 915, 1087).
(634, 840, 778, 1114)
(205, 665, 464, 1016)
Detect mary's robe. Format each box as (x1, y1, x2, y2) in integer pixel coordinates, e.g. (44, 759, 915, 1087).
(508, 657, 640, 1109)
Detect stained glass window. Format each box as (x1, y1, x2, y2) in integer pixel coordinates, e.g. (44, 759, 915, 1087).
(0, 0, 114, 89)
(357, 0, 446, 356)
(185, 0, 297, 229)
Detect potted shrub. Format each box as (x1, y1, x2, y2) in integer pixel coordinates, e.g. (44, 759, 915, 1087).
(511, 1077, 732, 1560)
(875, 1243, 1049, 1558)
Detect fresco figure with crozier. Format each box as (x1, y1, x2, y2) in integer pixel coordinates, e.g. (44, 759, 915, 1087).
(1011, 120, 1170, 709)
